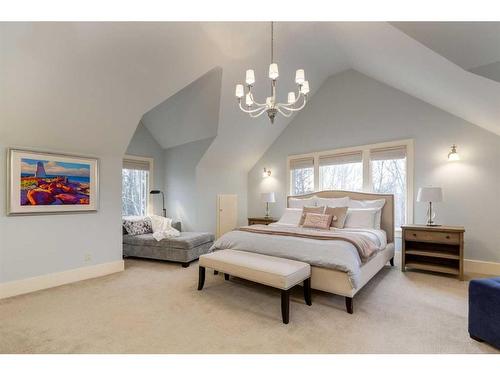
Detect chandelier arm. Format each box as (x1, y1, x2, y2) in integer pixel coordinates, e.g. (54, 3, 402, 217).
(238, 100, 267, 114)
(276, 106, 293, 118)
(277, 96, 307, 112)
(249, 108, 268, 118)
(248, 91, 266, 107)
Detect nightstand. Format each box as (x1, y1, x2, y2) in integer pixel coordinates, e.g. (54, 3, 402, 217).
(402, 224, 465, 280)
(248, 217, 278, 226)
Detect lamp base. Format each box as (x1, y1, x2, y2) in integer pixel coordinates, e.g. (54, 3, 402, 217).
(425, 223, 442, 227)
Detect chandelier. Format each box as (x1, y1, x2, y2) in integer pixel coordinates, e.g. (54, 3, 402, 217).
(235, 22, 310, 124)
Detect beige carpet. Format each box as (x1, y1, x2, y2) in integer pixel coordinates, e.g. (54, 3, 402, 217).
(0, 254, 498, 354)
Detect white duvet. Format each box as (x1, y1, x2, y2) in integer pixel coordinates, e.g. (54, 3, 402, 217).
(210, 223, 388, 288)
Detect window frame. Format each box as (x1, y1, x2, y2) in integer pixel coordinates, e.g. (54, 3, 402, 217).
(122, 154, 154, 216)
(287, 139, 414, 236)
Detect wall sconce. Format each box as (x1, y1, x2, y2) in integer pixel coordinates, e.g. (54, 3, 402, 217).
(448, 144, 460, 161)
(262, 167, 271, 178)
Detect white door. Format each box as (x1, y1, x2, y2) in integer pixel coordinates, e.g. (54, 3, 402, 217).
(217, 194, 238, 238)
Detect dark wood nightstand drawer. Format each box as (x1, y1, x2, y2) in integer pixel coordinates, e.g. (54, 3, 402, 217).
(248, 217, 277, 226)
(404, 229, 460, 245)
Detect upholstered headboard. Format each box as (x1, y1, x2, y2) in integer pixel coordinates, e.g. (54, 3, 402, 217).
(287, 190, 395, 243)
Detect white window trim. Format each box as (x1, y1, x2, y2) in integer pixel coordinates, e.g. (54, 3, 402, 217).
(123, 154, 154, 216)
(287, 139, 414, 236)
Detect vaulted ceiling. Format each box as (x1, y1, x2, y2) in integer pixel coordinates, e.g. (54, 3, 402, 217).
(1, 22, 499, 171)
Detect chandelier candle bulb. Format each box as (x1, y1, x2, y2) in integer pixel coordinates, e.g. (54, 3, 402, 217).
(301, 81, 310, 95)
(245, 69, 255, 85)
(295, 69, 305, 84)
(235, 84, 244, 98)
(266, 97, 273, 107)
(269, 63, 279, 80)
(287, 92, 296, 104)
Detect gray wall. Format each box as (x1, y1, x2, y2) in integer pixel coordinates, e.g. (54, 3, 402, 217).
(164, 138, 214, 231)
(248, 70, 500, 263)
(0, 146, 122, 283)
(126, 122, 165, 216)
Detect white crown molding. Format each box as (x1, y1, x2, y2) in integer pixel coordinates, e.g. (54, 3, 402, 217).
(0, 260, 124, 299)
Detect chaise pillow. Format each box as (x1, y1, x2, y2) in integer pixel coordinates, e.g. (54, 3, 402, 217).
(122, 216, 153, 235)
(324, 206, 348, 229)
(299, 206, 325, 226)
(302, 213, 333, 230)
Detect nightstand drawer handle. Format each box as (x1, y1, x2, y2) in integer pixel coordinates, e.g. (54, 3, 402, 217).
(446, 235, 450, 239)
(412, 233, 417, 236)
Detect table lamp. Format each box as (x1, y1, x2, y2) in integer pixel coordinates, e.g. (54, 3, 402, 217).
(417, 187, 443, 226)
(261, 192, 276, 218)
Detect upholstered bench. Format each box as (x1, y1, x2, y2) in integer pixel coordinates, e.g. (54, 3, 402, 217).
(469, 277, 500, 349)
(198, 249, 311, 324)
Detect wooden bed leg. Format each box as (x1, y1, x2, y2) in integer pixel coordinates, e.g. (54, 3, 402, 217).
(281, 290, 290, 324)
(197, 266, 205, 290)
(345, 297, 353, 314)
(390, 257, 394, 267)
(303, 277, 312, 306)
(224, 273, 230, 281)
(182, 262, 190, 268)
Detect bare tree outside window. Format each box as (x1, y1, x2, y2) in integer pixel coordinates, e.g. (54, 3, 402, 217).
(319, 162, 363, 191)
(371, 158, 406, 228)
(291, 167, 314, 195)
(122, 169, 149, 216)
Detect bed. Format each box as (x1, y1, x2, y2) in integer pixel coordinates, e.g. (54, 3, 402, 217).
(211, 190, 395, 313)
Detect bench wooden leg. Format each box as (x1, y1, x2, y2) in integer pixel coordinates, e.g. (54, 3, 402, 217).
(345, 297, 353, 314)
(303, 277, 312, 306)
(281, 290, 290, 324)
(182, 262, 190, 268)
(198, 266, 205, 290)
(390, 257, 394, 267)
(214, 270, 219, 275)
(224, 273, 230, 281)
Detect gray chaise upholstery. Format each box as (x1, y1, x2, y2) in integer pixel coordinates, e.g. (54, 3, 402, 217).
(123, 231, 214, 265)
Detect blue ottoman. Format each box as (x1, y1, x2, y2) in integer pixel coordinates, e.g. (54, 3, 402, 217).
(468, 277, 500, 349)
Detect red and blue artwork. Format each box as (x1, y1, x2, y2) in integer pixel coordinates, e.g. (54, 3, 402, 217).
(20, 158, 91, 206)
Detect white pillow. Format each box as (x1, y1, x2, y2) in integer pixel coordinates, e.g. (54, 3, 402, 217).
(348, 199, 385, 229)
(344, 208, 379, 229)
(288, 196, 316, 209)
(276, 208, 303, 226)
(314, 196, 350, 208)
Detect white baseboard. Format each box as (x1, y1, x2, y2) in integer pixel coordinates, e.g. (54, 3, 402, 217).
(0, 260, 124, 299)
(464, 259, 500, 276)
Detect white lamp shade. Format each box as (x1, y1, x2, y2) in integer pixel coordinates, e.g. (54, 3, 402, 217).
(235, 84, 244, 98)
(300, 81, 310, 95)
(417, 187, 443, 202)
(269, 63, 279, 80)
(287, 92, 296, 104)
(295, 69, 305, 84)
(245, 69, 255, 85)
(261, 192, 276, 203)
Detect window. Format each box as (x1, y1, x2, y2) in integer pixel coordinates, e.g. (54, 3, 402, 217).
(319, 152, 363, 191)
(290, 157, 314, 195)
(122, 157, 151, 216)
(288, 140, 413, 231)
(370, 147, 407, 229)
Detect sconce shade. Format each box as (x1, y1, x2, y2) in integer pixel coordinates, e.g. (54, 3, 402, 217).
(448, 144, 460, 161)
(417, 187, 443, 202)
(261, 192, 276, 203)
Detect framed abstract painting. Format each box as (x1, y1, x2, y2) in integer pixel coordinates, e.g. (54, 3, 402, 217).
(7, 148, 99, 215)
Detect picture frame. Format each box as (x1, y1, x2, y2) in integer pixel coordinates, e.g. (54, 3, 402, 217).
(7, 148, 99, 215)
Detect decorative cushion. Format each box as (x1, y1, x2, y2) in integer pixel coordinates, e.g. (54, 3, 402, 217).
(302, 213, 333, 230)
(299, 206, 325, 226)
(122, 216, 153, 235)
(325, 206, 349, 228)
